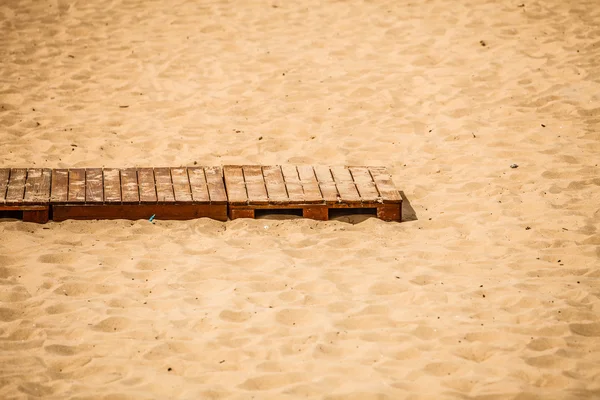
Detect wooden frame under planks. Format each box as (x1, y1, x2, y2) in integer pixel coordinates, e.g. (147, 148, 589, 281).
(223, 165, 402, 221)
(0, 165, 402, 223)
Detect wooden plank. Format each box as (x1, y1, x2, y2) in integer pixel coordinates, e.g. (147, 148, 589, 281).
(120, 168, 139, 203)
(154, 167, 175, 203)
(50, 169, 69, 203)
(297, 165, 323, 203)
(137, 168, 157, 203)
(188, 167, 210, 203)
(170, 167, 192, 203)
(23, 168, 42, 203)
(262, 166, 288, 204)
(24, 168, 51, 204)
(22, 208, 49, 223)
(330, 167, 361, 203)
(313, 166, 338, 203)
(5, 168, 27, 204)
(85, 168, 104, 203)
(103, 168, 122, 203)
(223, 166, 248, 205)
(369, 167, 401, 203)
(52, 204, 228, 222)
(348, 166, 379, 202)
(0, 169, 11, 203)
(242, 165, 268, 204)
(281, 165, 304, 203)
(205, 166, 227, 204)
(68, 169, 86, 203)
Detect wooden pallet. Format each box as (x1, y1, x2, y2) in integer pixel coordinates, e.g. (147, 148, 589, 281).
(0, 168, 52, 223)
(50, 167, 228, 222)
(223, 165, 402, 221)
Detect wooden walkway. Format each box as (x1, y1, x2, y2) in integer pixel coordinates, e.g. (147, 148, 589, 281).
(0, 165, 402, 223)
(224, 165, 401, 221)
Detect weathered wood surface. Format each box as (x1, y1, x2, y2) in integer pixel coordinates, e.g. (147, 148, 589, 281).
(5, 168, 27, 204)
(120, 168, 139, 203)
(171, 167, 192, 203)
(225, 165, 401, 221)
(0, 169, 10, 203)
(2, 165, 401, 223)
(103, 168, 122, 203)
(50, 169, 69, 203)
(85, 168, 103, 203)
(24, 168, 51, 204)
(188, 167, 210, 203)
(68, 169, 86, 203)
(205, 166, 227, 204)
(223, 166, 247, 205)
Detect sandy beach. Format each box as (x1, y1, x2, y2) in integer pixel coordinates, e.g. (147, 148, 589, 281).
(1, 0, 599, 398)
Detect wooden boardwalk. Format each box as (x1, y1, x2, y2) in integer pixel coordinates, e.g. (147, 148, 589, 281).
(50, 167, 228, 221)
(224, 165, 401, 221)
(0, 168, 52, 223)
(0, 165, 402, 223)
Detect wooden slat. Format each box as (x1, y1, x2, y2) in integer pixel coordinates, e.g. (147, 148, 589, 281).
(24, 168, 51, 203)
(281, 165, 304, 203)
(262, 166, 288, 204)
(85, 168, 104, 203)
(137, 168, 157, 203)
(205, 166, 227, 204)
(154, 167, 175, 203)
(348, 166, 379, 202)
(313, 166, 338, 203)
(68, 169, 86, 202)
(103, 168, 122, 203)
(170, 168, 192, 203)
(297, 165, 323, 203)
(242, 165, 268, 204)
(223, 166, 248, 205)
(5, 168, 27, 204)
(120, 168, 139, 203)
(50, 169, 69, 203)
(330, 167, 361, 203)
(369, 167, 401, 203)
(0, 169, 9, 203)
(187, 167, 210, 203)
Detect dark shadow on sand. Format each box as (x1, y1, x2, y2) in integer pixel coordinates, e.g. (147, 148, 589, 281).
(400, 191, 417, 222)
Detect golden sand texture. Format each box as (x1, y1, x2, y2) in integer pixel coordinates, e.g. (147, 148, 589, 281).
(1, 0, 600, 398)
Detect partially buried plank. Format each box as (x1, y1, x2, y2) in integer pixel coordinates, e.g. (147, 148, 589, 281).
(68, 169, 86, 203)
(5, 168, 27, 204)
(262, 166, 288, 204)
(348, 166, 379, 202)
(85, 168, 104, 203)
(330, 166, 361, 204)
(170, 168, 192, 203)
(120, 168, 139, 203)
(313, 166, 338, 203)
(297, 165, 323, 204)
(24, 168, 51, 204)
(242, 165, 268, 205)
(154, 167, 175, 203)
(369, 167, 401, 203)
(50, 169, 69, 203)
(205, 166, 227, 204)
(137, 168, 157, 203)
(0, 169, 10, 203)
(187, 167, 209, 203)
(103, 168, 121, 203)
(281, 165, 304, 203)
(223, 166, 247, 205)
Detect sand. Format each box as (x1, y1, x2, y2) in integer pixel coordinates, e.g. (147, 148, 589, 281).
(1, 0, 599, 398)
